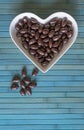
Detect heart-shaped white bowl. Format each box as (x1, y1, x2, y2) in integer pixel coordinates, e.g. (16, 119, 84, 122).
(9, 12, 78, 73)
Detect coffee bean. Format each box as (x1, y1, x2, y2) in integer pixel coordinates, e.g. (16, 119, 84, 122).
(23, 77, 31, 84)
(23, 33, 29, 38)
(20, 88, 26, 96)
(22, 42, 28, 50)
(31, 17, 38, 24)
(44, 52, 48, 57)
(20, 29, 28, 34)
(29, 39, 36, 45)
(37, 49, 45, 56)
(46, 56, 52, 61)
(31, 24, 39, 30)
(41, 60, 49, 66)
(32, 68, 39, 76)
(62, 34, 67, 40)
(41, 34, 47, 39)
(29, 49, 36, 55)
(50, 18, 57, 26)
(67, 20, 72, 27)
(30, 44, 38, 50)
(49, 39, 53, 48)
(49, 30, 54, 38)
(62, 17, 67, 27)
(39, 24, 43, 33)
(18, 19, 24, 27)
(63, 38, 68, 44)
(22, 66, 27, 77)
(38, 38, 43, 46)
(53, 41, 60, 47)
(67, 31, 73, 38)
(12, 75, 20, 83)
(53, 35, 60, 41)
(43, 38, 49, 43)
(55, 24, 60, 32)
(15, 24, 21, 31)
(30, 30, 35, 36)
(35, 32, 39, 40)
(38, 57, 45, 63)
(26, 87, 32, 95)
(20, 80, 26, 89)
(34, 53, 42, 59)
(49, 52, 54, 58)
(23, 16, 28, 23)
(11, 83, 19, 90)
(46, 47, 51, 53)
(26, 37, 29, 42)
(28, 81, 37, 88)
(58, 42, 63, 51)
(43, 28, 49, 35)
(44, 23, 50, 28)
(60, 28, 68, 33)
(51, 48, 58, 54)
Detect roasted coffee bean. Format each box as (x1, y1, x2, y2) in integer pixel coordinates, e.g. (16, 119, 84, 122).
(34, 53, 42, 59)
(49, 30, 54, 38)
(11, 83, 19, 90)
(26, 87, 32, 95)
(26, 37, 29, 42)
(53, 41, 60, 47)
(30, 30, 35, 36)
(41, 34, 47, 39)
(20, 29, 28, 34)
(12, 75, 20, 83)
(60, 28, 68, 33)
(41, 60, 49, 66)
(51, 47, 58, 54)
(38, 38, 43, 46)
(22, 66, 27, 77)
(44, 42, 48, 47)
(63, 38, 68, 44)
(39, 24, 43, 33)
(58, 42, 63, 51)
(23, 33, 29, 38)
(50, 18, 57, 26)
(49, 52, 54, 58)
(67, 31, 73, 38)
(35, 32, 39, 40)
(22, 42, 28, 50)
(31, 17, 38, 24)
(46, 47, 51, 53)
(28, 81, 37, 88)
(15, 24, 21, 31)
(62, 17, 67, 27)
(22, 16, 28, 23)
(31, 24, 39, 30)
(20, 88, 26, 96)
(67, 20, 72, 27)
(53, 35, 61, 41)
(30, 44, 38, 50)
(38, 57, 45, 63)
(49, 39, 53, 48)
(37, 49, 45, 56)
(62, 34, 67, 40)
(32, 68, 39, 76)
(43, 28, 49, 35)
(46, 56, 52, 61)
(29, 49, 36, 55)
(44, 23, 50, 28)
(43, 38, 49, 43)
(44, 52, 48, 57)
(55, 24, 60, 32)
(29, 39, 36, 45)
(20, 80, 26, 89)
(18, 19, 24, 27)
(23, 77, 31, 84)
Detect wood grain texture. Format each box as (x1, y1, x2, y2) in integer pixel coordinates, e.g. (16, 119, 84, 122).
(0, 0, 84, 130)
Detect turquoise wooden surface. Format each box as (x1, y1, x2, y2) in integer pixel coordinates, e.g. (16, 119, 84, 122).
(0, 0, 84, 130)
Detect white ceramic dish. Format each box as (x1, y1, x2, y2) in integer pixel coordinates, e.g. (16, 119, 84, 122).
(9, 12, 78, 73)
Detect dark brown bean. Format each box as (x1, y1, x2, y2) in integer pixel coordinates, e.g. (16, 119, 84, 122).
(20, 88, 26, 96)
(44, 52, 48, 57)
(18, 19, 24, 27)
(30, 30, 35, 36)
(67, 31, 73, 38)
(58, 42, 63, 51)
(50, 18, 57, 26)
(11, 83, 19, 90)
(28, 81, 37, 88)
(53, 35, 61, 41)
(63, 38, 68, 44)
(46, 56, 52, 61)
(39, 24, 43, 33)
(22, 42, 28, 50)
(26, 87, 32, 95)
(12, 75, 20, 83)
(23, 77, 31, 84)
(29, 39, 36, 45)
(30, 44, 38, 50)
(37, 49, 45, 56)
(34, 53, 42, 59)
(55, 24, 60, 32)
(38, 57, 45, 63)
(41, 34, 47, 39)
(15, 24, 21, 31)
(49, 39, 53, 48)
(51, 48, 58, 54)
(46, 47, 51, 53)
(38, 38, 43, 46)
(43, 28, 49, 35)
(43, 38, 49, 43)
(60, 28, 68, 33)
(26, 37, 29, 42)
(35, 32, 39, 40)
(41, 60, 49, 66)
(49, 30, 54, 38)
(20, 80, 26, 89)
(31, 17, 38, 24)
(22, 66, 27, 77)
(53, 41, 60, 47)
(23, 16, 28, 23)
(31, 24, 39, 30)
(62, 17, 67, 27)
(44, 23, 50, 28)
(49, 52, 54, 58)
(20, 29, 28, 34)
(32, 68, 39, 76)
(62, 34, 67, 40)
(23, 33, 29, 38)
(29, 49, 36, 55)
(67, 20, 72, 27)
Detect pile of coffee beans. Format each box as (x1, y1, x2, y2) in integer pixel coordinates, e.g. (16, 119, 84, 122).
(15, 16, 73, 66)
(10, 67, 39, 96)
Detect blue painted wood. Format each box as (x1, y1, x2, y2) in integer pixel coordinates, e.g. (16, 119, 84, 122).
(0, 0, 84, 130)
